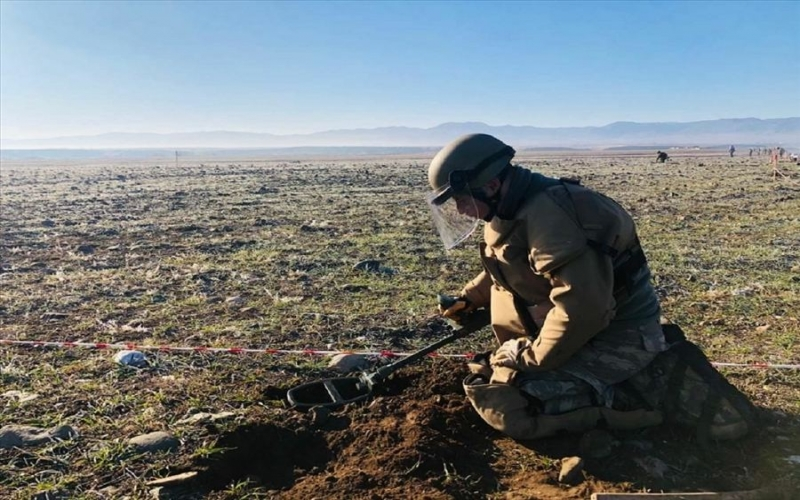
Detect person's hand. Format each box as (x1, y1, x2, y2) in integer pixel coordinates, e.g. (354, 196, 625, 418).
(490, 337, 533, 370)
(437, 295, 475, 325)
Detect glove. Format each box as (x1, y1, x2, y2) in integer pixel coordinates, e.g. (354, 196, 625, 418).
(466, 350, 493, 378)
(437, 295, 475, 325)
(490, 337, 533, 370)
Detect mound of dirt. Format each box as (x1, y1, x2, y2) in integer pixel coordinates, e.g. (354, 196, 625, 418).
(194, 360, 798, 499)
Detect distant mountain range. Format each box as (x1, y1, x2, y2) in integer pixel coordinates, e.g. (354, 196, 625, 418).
(2, 118, 798, 152)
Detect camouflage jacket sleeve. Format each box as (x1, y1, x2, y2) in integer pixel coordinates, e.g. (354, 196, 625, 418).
(461, 270, 492, 309)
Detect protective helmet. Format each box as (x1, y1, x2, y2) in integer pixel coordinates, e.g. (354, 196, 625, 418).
(426, 134, 515, 250)
(428, 134, 515, 202)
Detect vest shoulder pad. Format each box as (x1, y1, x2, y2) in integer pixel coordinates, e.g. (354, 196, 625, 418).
(523, 189, 587, 275)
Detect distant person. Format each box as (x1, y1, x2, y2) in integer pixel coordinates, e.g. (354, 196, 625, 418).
(749, 148, 753, 157)
(656, 151, 669, 163)
(779, 147, 785, 159)
(427, 133, 755, 443)
(729, 145, 736, 157)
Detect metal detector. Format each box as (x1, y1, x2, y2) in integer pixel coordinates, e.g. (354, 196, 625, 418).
(286, 299, 490, 410)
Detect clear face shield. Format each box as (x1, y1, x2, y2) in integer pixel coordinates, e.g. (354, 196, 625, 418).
(426, 184, 479, 251)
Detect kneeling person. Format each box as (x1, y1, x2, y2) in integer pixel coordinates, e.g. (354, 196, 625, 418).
(427, 134, 755, 442)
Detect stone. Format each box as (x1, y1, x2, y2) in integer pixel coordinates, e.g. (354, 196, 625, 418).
(175, 411, 235, 426)
(128, 431, 180, 453)
(353, 259, 382, 272)
(558, 456, 584, 485)
(0, 424, 78, 449)
(328, 353, 370, 373)
(77, 244, 96, 255)
(114, 350, 149, 368)
(352, 260, 396, 276)
(41, 312, 69, 320)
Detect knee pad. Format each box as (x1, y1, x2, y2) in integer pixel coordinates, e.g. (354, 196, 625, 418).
(463, 375, 662, 440)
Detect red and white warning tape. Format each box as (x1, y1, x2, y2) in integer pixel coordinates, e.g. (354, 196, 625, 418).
(0, 339, 469, 359)
(1, 338, 799, 369)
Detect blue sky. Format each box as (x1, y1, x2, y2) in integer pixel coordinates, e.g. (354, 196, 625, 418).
(1, 0, 798, 139)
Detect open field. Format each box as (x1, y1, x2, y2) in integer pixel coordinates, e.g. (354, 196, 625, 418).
(1, 153, 799, 499)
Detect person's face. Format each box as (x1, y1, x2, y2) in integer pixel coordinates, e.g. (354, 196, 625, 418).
(453, 179, 500, 220)
(453, 193, 488, 219)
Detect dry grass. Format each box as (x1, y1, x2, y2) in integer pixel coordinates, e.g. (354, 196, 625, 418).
(1, 153, 798, 498)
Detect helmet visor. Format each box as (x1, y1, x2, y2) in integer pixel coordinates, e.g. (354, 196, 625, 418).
(426, 186, 479, 250)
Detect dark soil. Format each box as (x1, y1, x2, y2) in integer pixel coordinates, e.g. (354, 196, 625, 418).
(193, 359, 799, 499)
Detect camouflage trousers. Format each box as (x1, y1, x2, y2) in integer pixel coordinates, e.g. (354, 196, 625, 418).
(516, 319, 667, 415)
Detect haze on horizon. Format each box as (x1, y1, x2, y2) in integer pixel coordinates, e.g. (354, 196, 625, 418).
(1, 1, 798, 142)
